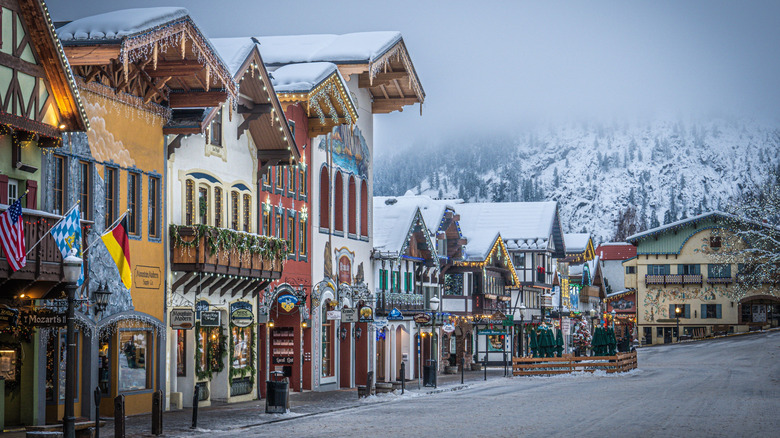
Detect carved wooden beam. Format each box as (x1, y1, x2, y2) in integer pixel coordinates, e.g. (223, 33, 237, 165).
(168, 91, 228, 108)
(63, 45, 121, 65)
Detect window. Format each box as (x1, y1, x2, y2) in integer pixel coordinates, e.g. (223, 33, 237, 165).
(299, 214, 307, 257)
(405, 272, 414, 292)
(701, 304, 722, 319)
(678, 264, 700, 275)
(52, 155, 65, 214)
(105, 167, 117, 226)
(319, 167, 329, 229)
(128, 173, 141, 235)
(379, 269, 388, 290)
(98, 336, 111, 394)
(647, 264, 670, 275)
(625, 266, 636, 274)
(276, 168, 284, 191)
(669, 304, 690, 318)
(7, 178, 18, 204)
(214, 187, 223, 228)
(287, 212, 295, 255)
(348, 176, 356, 235)
(334, 171, 343, 232)
(176, 330, 186, 377)
(708, 264, 731, 279)
(439, 238, 448, 257)
(148, 176, 160, 238)
(198, 186, 209, 225)
(243, 194, 251, 233)
(288, 167, 295, 194)
(263, 210, 271, 236)
(231, 191, 239, 230)
(231, 326, 251, 370)
(118, 330, 151, 391)
(513, 253, 525, 268)
(321, 303, 334, 378)
(79, 161, 91, 220)
(360, 180, 368, 236)
(393, 271, 401, 292)
(262, 167, 271, 188)
(709, 235, 721, 250)
(299, 165, 306, 197)
(209, 110, 222, 146)
(185, 180, 194, 226)
(275, 211, 283, 239)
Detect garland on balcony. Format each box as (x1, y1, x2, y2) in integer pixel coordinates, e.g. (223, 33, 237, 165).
(229, 322, 256, 386)
(194, 321, 227, 381)
(170, 224, 289, 263)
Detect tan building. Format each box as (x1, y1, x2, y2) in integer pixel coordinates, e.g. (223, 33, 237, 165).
(624, 212, 778, 345)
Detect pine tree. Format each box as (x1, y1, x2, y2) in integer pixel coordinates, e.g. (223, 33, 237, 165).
(553, 168, 560, 187)
(649, 210, 661, 228)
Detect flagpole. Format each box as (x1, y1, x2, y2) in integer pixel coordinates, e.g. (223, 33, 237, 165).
(25, 197, 82, 256)
(82, 209, 129, 254)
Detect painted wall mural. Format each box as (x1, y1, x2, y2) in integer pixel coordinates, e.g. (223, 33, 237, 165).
(643, 287, 722, 322)
(83, 99, 136, 168)
(318, 125, 370, 178)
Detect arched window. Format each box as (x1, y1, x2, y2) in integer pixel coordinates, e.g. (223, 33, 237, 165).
(348, 176, 356, 235)
(334, 171, 343, 232)
(319, 167, 329, 229)
(360, 180, 368, 236)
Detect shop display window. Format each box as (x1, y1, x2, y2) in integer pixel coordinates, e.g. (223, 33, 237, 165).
(119, 330, 151, 392)
(0, 347, 18, 382)
(233, 326, 252, 369)
(321, 304, 334, 378)
(177, 330, 186, 377)
(98, 337, 111, 394)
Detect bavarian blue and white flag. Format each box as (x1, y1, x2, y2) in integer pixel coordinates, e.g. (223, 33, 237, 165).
(51, 205, 84, 286)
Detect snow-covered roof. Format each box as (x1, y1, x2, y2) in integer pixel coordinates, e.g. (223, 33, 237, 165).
(373, 197, 421, 254)
(375, 192, 459, 236)
(451, 202, 559, 253)
(58, 7, 189, 41)
(626, 211, 735, 243)
(270, 62, 343, 94)
(255, 32, 402, 66)
(564, 233, 591, 254)
(209, 37, 258, 77)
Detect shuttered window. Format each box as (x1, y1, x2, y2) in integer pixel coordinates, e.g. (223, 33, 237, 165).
(669, 304, 690, 318)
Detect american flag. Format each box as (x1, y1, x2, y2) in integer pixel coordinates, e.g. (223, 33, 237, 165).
(0, 198, 26, 271)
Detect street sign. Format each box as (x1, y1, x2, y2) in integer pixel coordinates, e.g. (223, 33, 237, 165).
(200, 311, 221, 327)
(342, 308, 358, 323)
(21, 310, 66, 327)
(170, 308, 195, 329)
(387, 308, 404, 320)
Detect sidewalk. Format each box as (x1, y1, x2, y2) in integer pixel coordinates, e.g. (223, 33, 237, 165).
(3, 368, 509, 437)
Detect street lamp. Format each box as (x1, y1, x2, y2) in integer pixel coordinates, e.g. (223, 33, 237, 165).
(62, 252, 82, 438)
(675, 306, 681, 343)
(428, 295, 440, 388)
(611, 309, 616, 329)
(93, 282, 112, 315)
(518, 303, 526, 357)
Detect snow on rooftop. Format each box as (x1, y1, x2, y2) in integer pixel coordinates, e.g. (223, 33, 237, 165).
(255, 32, 402, 65)
(372, 197, 421, 254)
(270, 62, 342, 94)
(625, 211, 737, 243)
(564, 233, 591, 253)
(210, 37, 258, 77)
(58, 7, 189, 41)
(375, 194, 458, 237)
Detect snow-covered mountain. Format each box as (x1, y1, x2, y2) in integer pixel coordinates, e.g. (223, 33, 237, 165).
(375, 118, 780, 243)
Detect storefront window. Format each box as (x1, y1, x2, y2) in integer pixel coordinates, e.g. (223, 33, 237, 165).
(232, 326, 251, 370)
(118, 330, 151, 392)
(198, 328, 208, 373)
(99, 337, 111, 394)
(321, 303, 334, 378)
(487, 334, 505, 352)
(177, 330, 186, 377)
(0, 347, 18, 383)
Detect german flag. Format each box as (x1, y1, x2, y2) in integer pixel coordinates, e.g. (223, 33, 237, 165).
(102, 217, 132, 289)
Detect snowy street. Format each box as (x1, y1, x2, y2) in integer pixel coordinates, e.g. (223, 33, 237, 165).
(189, 331, 779, 438)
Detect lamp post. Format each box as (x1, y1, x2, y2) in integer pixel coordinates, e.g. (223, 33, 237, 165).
(63, 253, 83, 438)
(611, 309, 616, 329)
(518, 303, 526, 357)
(675, 306, 681, 343)
(429, 295, 440, 388)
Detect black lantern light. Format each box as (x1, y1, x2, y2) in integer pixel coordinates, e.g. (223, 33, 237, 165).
(93, 283, 112, 315)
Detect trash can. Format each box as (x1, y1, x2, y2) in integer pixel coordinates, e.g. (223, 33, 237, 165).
(265, 371, 289, 413)
(423, 359, 437, 387)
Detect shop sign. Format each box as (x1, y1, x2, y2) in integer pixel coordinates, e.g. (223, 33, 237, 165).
(413, 313, 431, 324)
(134, 265, 161, 289)
(373, 318, 388, 330)
(200, 311, 221, 327)
(230, 302, 254, 327)
(195, 300, 209, 320)
(387, 308, 404, 320)
(326, 310, 342, 320)
(0, 306, 19, 327)
(170, 308, 195, 329)
(562, 318, 571, 333)
(277, 294, 299, 312)
(442, 323, 456, 333)
(502, 315, 514, 327)
(358, 305, 374, 323)
(21, 309, 66, 327)
(478, 329, 506, 336)
(342, 308, 358, 323)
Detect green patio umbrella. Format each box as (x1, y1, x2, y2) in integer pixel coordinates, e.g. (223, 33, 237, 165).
(592, 326, 603, 356)
(529, 327, 540, 358)
(607, 327, 617, 356)
(555, 329, 564, 357)
(544, 327, 555, 358)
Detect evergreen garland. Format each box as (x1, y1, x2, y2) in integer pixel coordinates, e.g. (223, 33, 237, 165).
(170, 224, 289, 262)
(194, 321, 227, 381)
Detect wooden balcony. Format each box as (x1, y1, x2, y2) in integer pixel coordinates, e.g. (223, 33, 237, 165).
(0, 207, 76, 284)
(169, 225, 286, 279)
(707, 276, 733, 284)
(645, 274, 703, 286)
(375, 291, 425, 314)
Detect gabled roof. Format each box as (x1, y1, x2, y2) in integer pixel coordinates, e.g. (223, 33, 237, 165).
(451, 201, 565, 257)
(372, 198, 437, 265)
(626, 211, 739, 244)
(256, 32, 424, 114)
(375, 193, 459, 236)
(596, 243, 637, 261)
(564, 233, 591, 254)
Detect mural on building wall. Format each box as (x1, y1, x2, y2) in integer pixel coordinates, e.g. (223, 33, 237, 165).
(83, 99, 136, 168)
(318, 125, 370, 178)
(643, 287, 722, 322)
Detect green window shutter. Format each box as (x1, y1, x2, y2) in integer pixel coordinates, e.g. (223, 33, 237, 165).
(716, 304, 722, 319)
(701, 304, 707, 319)
(724, 265, 731, 277)
(669, 304, 675, 317)
(684, 305, 690, 318)
(664, 265, 671, 275)
(677, 265, 684, 274)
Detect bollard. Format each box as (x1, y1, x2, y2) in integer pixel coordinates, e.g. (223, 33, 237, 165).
(152, 389, 163, 435)
(94, 387, 101, 438)
(191, 385, 200, 429)
(400, 362, 405, 395)
(504, 351, 508, 377)
(460, 356, 464, 384)
(114, 394, 125, 438)
(484, 357, 488, 381)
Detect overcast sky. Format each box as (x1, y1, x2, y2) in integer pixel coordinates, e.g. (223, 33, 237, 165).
(49, 0, 780, 157)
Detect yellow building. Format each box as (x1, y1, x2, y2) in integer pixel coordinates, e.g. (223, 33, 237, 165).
(624, 212, 779, 345)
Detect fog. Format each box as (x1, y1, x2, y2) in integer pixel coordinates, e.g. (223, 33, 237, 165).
(49, 0, 780, 157)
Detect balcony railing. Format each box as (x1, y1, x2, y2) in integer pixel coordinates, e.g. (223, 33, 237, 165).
(0, 207, 86, 283)
(645, 274, 703, 286)
(375, 290, 425, 314)
(707, 276, 733, 284)
(169, 225, 287, 279)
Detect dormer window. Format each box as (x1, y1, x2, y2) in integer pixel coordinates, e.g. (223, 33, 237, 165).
(209, 110, 222, 146)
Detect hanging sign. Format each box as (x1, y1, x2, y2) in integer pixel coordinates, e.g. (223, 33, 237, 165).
(195, 300, 210, 320)
(373, 318, 388, 330)
(277, 294, 299, 312)
(170, 308, 195, 329)
(478, 329, 506, 336)
(442, 323, 456, 333)
(230, 302, 254, 327)
(326, 310, 342, 320)
(21, 309, 66, 327)
(200, 311, 221, 327)
(387, 308, 404, 321)
(413, 313, 431, 324)
(502, 315, 514, 327)
(342, 308, 358, 323)
(358, 305, 374, 323)
(0, 306, 19, 327)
